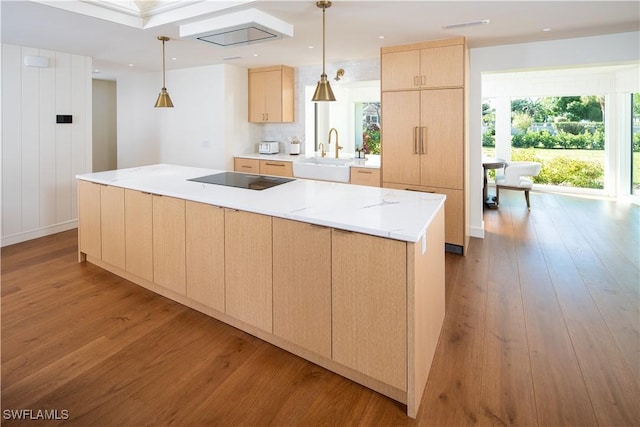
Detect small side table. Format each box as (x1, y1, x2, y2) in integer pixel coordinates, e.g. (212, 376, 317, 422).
(482, 157, 505, 209)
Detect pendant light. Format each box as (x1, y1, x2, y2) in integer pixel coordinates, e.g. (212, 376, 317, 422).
(311, 1, 336, 102)
(154, 36, 174, 108)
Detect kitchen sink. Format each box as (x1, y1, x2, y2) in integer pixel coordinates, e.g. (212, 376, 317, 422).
(292, 157, 352, 182)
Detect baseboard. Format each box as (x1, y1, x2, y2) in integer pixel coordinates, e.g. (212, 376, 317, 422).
(469, 224, 484, 239)
(1, 220, 78, 247)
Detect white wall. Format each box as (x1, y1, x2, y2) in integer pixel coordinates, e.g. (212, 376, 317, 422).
(117, 63, 254, 170)
(259, 57, 380, 154)
(1, 44, 92, 246)
(469, 31, 640, 238)
(93, 79, 117, 172)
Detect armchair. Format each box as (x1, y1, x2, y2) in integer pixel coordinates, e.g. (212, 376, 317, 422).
(495, 161, 542, 210)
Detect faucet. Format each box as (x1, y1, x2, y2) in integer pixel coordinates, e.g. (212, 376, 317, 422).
(327, 128, 343, 159)
(318, 142, 326, 157)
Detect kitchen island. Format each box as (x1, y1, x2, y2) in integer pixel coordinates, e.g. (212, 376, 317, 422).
(76, 164, 446, 418)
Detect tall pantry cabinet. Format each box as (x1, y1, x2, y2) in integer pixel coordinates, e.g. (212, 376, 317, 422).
(381, 37, 468, 254)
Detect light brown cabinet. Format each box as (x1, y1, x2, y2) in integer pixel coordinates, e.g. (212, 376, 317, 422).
(100, 185, 125, 270)
(152, 195, 186, 295)
(186, 201, 225, 312)
(124, 189, 153, 281)
(381, 39, 464, 91)
(248, 65, 294, 123)
(273, 219, 332, 358)
(332, 229, 408, 391)
(382, 88, 463, 189)
(224, 209, 273, 332)
(349, 167, 381, 187)
(259, 160, 293, 177)
(234, 157, 260, 174)
(78, 180, 101, 260)
(381, 37, 467, 253)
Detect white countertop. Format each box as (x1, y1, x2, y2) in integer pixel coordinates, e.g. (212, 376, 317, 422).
(76, 164, 444, 243)
(235, 153, 381, 169)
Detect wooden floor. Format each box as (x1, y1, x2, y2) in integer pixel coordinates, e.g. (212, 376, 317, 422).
(2, 191, 639, 426)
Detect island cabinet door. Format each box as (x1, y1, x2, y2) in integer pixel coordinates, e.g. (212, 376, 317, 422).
(224, 209, 273, 332)
(125, 189, 153, 282)
(185, 201, 224, 312)
(100, 185, 125, 270)
(332, 230, 408, 391)
(78, 180, 101, 260)
(272, 218, 331, 359)
(152, 195, 186, 295)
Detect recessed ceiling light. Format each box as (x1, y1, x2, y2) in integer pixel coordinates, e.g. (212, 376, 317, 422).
(308, 45, 315, 49)
(378, 35, 385, 39)
(253, 53, 259, 57)
(171, 57, 177, 61)
(542, 28, 552, 32)
(443, 19, 490, 29)
(128, 63, 134, 67)
(93, 69, 100, 73)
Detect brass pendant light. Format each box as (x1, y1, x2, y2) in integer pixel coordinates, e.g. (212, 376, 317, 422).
(155, 36, 174, 108)
(312, 1, 336, 102)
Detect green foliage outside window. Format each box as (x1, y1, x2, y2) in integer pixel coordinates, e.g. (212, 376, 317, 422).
(512, 148, 604, 189)
(362, 126, 381, 155)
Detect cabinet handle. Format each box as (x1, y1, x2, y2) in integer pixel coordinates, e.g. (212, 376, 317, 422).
(241, 165, 252, 169)
(404, 188, 435, 193)
(413, 126, 419, 154)
(265, 162, 284, 167)
(414, 76, 420, 86)
(421, 126, 427, 154)
(421, 75, 426, 85)
(264, 113, 269, 121)
(356, 170, 373, 174)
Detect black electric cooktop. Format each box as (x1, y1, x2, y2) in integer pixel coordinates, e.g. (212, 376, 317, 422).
(188, 172, 295, 191)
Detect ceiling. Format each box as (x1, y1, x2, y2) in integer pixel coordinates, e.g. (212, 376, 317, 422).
(1, 1, 639, 81)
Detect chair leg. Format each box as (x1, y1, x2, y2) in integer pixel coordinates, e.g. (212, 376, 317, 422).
(525, 190, 531, 211)
(495, 186, 500, 206)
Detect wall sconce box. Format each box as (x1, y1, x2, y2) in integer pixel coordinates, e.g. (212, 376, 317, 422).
(56, 115, 72, 124)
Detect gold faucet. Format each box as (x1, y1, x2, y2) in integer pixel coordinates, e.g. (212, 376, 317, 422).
(328, 128, 343, 158)
(318, 142, 326, 157)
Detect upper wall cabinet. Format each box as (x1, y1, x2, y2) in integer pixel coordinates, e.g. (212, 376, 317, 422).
(381, 37, 464, 91)
(248, 65, 294, 123)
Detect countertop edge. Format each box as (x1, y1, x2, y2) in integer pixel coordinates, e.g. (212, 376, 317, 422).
(76, 164, 443, 243)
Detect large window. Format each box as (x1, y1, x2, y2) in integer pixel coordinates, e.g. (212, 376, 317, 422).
(483, 95, 606, 190)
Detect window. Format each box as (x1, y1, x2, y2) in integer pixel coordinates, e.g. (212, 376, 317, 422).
(356, 102, 380, 155)
(484, 95, 606, 191)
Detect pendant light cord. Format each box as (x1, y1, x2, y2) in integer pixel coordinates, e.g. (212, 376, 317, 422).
(161, 38, 166, 89)
(322, 5, 326, 76)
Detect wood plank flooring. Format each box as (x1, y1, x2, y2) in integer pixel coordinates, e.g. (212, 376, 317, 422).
(2, 190, 638, 426)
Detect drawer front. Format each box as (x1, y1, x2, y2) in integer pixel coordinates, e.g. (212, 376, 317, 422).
(259, 160, 293, 177)
(350, 167, 381, 187)
(234, 158, 260, 173)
